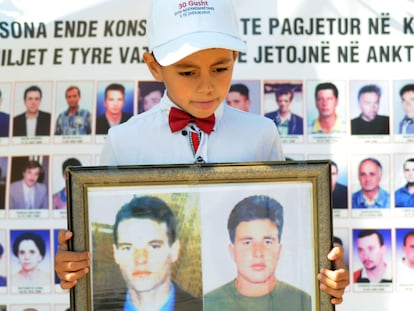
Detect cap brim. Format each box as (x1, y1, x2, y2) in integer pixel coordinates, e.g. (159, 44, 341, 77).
(152, 32, 247, 66)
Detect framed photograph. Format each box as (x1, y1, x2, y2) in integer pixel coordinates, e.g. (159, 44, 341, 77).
(66, 160, 333, 311)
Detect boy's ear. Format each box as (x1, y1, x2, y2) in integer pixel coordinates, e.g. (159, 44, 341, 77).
(143, 52, 163, 81)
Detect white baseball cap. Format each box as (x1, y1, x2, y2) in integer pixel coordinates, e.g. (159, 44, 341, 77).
(146, 0, 247, 66)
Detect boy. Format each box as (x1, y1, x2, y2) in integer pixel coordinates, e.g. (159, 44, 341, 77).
(55, 0, 349, 307)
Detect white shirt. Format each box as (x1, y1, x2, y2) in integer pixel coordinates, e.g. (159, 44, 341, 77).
(397, 259, 414, 285)
(26, 114, 37, 137)
(100, 93, 284, 165)
(22, 182, 35, 209)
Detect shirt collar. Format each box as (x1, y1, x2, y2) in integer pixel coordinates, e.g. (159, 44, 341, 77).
(159, 91, 223, 131)
(123, 282, 175, 311)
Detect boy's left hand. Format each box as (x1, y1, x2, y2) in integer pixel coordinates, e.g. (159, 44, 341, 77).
(318, 246, 350, 305)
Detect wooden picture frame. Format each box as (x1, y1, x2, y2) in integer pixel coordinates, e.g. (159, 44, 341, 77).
(66, 160, 333, 311)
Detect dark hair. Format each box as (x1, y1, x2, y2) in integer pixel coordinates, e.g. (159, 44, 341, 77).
(65, 85, 81, 97)
(359, 157, 382, 171)
(229, 83, 249, 99)
(0, 242, 3, 256)
(403, 158, 414, 169)
(358, 84, 381, 101)
(13, 231, 46, 258)
(403, 231, 414, 246)
(23, 160, 43, 174)
(61, 157, 82, 174)
(113, 196, 177, 246)
(331, 160, 338, 170)
(400, 84, 414, 98)
(140, 81, 165, 98)
(357, 229, 384, 246)
(24, 85, 42, 101)
(275, 87, 293, 101)
(333, 236, 343, 246)
(227, 195, 284, 244)
(315, 82, 338, 99)
(105, 83, 125, 99)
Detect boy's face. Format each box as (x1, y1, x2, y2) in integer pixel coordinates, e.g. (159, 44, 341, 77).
(145, 49, 237, 118)
(229, 219, 281, 288)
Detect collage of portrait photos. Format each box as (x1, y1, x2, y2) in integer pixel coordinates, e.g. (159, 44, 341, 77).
(0, 78, 413, 308)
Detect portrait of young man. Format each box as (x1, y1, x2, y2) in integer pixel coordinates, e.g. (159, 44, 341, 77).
(95, 82, 134, 135)
(9, 157, 49, 211)
(353, 229, 392, 284)
(263, 81, 304, 136)
(87, 191, 202, 311)
(12, 83, 53, 138)
(307, 81, 346, 135)
(225, 80, 261, 115)
(201, 183, 316, 311)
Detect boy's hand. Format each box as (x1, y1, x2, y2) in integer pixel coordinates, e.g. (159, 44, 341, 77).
(318, 246, 349, 305)
(55, 230, 91, 289)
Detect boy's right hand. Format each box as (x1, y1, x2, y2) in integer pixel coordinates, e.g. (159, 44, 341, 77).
(55, 230, 91, 289)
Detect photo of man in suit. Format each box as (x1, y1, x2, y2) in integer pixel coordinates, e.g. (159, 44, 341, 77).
(9, 160, 48, 210)
(12, 85, 51, 137)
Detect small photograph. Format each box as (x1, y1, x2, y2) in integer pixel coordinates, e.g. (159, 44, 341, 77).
(51, 155, 91, 213)
(394, 81, 414, 141)
(10, 229, 51, 293)
(263, 80, 304, 137)
(308, 154, 349, 211)
(350, 155, 390, 210)
(395, 228, 414, 288)
(225, 80, 261, 114)
(349, 80, 390, 136)
(137, 81, 165, 113)
(394, 156, 414, 208)
(0, 82, 12, 139)
(12, 82, 53, 138)
(306, 81, 347, 136)
(54, 82, 94, 136)
(0, 157, 7, 212)
(9, 156, 49, 212)
(0, 230, 7, 290)
(352, 228, 392, 285)
(95, 81, 134, 135)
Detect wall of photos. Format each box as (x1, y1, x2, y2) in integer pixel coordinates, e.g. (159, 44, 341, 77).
(0, 0, 413, 310)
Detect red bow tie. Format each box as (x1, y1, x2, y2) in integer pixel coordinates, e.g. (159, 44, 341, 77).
(169, 107, 215, 134)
